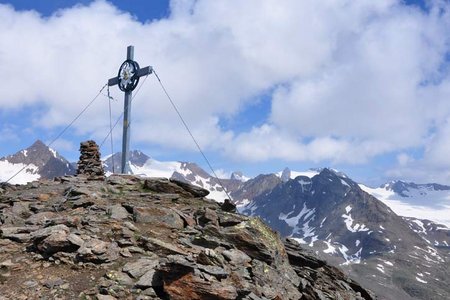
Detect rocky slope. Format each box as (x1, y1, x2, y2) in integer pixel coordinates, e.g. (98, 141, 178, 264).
(0, 173, 373, 299)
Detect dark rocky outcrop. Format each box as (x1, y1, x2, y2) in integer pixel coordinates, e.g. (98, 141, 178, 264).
(0, 175, 374, 299)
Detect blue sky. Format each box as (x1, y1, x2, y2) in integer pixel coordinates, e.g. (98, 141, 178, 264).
(1, 0, 450, 185)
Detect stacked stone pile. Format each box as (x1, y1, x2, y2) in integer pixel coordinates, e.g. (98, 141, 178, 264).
(77, 140, 105, 180)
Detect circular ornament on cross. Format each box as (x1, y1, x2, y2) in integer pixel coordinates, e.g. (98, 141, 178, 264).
(118, 59, 140, 92)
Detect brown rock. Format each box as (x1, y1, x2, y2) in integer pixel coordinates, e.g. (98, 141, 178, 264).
(196, 208, 219, 227)
(133, 206, 184, 229)
(163, 272, 238, 300)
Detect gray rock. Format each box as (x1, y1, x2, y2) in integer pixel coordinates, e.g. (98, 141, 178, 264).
(11, 202, 30, 218)
(141, 237, 187, 256)
(25, 211, 57, 225)
(67, 233, 84, 247)
(105, 270, 134, 286)
(196, 208, 219, 227)
(71, 197, 95, 208)
(95, 294, 117, 300)
(31, 225, 82, 255)
(0, 232, 31, 243)
(222, 249, 252, 266)
(133, 206, 184, 229)
(198, 265, 228, 279)
(31, 224, 70, 241)
(64, 186, 91, 198)
(43, 277, 64, 288)
(196, 249, 224, 266)
(143, 178, 209, 198)
(123, 221, 139, 232)
(77, 239, 119, 263)
(37, 231, 80, 255)
(119, 248, 132, 257)
(135, 269, 162, 289)
(141, 287, 158, 297)
(123, 258, 159, 279)
(219, 212, 248, 227)
(170, 179, 210, 197)
(191, 234, 224, 249)
(107, 204, 129, 220)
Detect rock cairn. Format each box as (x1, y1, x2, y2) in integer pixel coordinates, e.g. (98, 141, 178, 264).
(77, 140, 105, 180)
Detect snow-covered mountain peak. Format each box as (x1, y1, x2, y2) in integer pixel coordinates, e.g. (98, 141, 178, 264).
(230, 171, 250, 182)
(0, 140, 75, 184)
(382, 180, 450, 197)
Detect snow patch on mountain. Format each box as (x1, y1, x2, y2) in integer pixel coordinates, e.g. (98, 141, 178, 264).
(279, 203, 316, 236)
(49, 148, 58, 159)
(376, 264, 385, 274)
(338, 244, 362, 265)
(130, 159, 183, 178)
(341, 205, 370, 233)
(323, 240, 337, 254)
(0, 161, 40, 184)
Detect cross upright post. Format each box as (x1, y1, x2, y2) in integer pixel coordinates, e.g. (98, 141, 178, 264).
(108, 45, 152, 174)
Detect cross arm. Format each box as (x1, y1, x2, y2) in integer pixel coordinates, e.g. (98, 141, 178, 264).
(108, 65, 153, 87)
(108, 76, 119, 86)
(137, 66, 153, 77)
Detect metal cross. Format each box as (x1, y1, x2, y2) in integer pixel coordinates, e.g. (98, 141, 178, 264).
(108, 45, 153, 174)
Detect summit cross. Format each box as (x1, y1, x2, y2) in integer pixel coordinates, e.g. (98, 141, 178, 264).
(108, 45, 153, 174)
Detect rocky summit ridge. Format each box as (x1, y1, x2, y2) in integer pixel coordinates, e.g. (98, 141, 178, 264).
(0, 172, 373, 299)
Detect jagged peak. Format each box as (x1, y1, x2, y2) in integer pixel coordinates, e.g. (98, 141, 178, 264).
(281, 167, 291, 182)
(30, 139, 47, 149)
(230, 171, 250, 182)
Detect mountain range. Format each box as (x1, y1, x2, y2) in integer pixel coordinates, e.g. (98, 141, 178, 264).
(1, 140, 449, 299)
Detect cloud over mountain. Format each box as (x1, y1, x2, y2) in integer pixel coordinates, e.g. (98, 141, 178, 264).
(1, 0, 450, 182)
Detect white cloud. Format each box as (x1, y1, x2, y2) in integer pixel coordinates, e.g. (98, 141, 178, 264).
(397, 153, 413, 166)
(47, 138, 77, 153)
(1, 0, 450, 182)
(213, 168, 230, 179)
(0, 125, 20, 143)
(388, 118, 450, 183)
